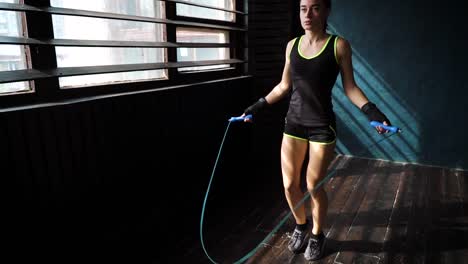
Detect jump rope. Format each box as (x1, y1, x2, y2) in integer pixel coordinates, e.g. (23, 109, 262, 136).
(200, 114, 402, 264)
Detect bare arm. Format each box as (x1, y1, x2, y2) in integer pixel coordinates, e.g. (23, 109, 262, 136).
(263, 39, 295, 104)
(242, 39, 295, 119)
(336, 37, 369, 109)
(336, 37, 390, 133)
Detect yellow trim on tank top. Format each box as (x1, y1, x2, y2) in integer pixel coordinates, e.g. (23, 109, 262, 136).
(298, 35, 333, 60)
(334, 36, 339, 64)
(288, 37, 298, 61)
(329, 125, 337, 137)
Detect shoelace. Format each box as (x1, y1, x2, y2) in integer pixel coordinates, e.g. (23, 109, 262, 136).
(308, 238, 320, 254)
(292, 229, 303, 239)
(289, 229, 303, 246)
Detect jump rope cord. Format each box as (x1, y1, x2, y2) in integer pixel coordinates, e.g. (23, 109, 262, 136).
(200, 120, 399, 264)
(200, 121, 232, 264)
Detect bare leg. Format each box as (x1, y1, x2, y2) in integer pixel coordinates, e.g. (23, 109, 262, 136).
(281, 135, 309, 225)
(306, 141, 336, 235)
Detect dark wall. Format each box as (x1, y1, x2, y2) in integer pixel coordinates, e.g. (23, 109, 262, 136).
(327, 0, 467, 169)
(2, 77, 256, 263)
(248, 0, 295, 181)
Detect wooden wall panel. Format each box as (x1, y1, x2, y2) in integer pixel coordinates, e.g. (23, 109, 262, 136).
(3, 77, 253, 262)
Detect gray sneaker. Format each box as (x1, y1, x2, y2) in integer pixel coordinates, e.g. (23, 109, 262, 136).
(287, 227, 309, 254)
(304, 234, 326, 261)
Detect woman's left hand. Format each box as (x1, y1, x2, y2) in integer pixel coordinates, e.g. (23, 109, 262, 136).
(376, 121, 390, 134)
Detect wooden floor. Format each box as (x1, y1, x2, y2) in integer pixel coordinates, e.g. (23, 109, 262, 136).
(176, 155, 468, 264)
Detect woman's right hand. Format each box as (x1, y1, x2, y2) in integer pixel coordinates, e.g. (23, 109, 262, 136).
(244, 97, 269, 115)
(240, 113, 252, 123)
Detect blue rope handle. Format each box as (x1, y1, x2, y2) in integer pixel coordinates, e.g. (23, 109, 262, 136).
(228, 114, 252, 122)
(370, 121, 402, 133)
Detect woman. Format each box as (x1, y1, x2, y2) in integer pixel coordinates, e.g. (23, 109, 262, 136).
(242, 0, 392, 261)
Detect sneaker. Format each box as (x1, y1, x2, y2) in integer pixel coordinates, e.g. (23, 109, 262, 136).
(287, 226, 309, 254)
(304, 233, 326, 261)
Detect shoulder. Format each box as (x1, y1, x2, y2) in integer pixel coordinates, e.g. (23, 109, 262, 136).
(333, 35, 352, 63)
(286, 37, 299, 50)
(285, 37, 300, 60)
(334, 36, 351, 54)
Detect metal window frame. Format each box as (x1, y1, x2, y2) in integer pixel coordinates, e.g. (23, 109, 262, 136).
(0, 3, 246, 31)
(0, 59, 245, 83)
(161, 0, 246, 15)
(0, 0, 248, 105)
(0, 36, 234, 48)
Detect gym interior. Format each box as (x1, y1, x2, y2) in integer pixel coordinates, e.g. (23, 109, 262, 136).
(1, 0, 466, 263)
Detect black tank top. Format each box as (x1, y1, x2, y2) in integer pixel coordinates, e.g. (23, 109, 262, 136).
(286, 34, 340, 127)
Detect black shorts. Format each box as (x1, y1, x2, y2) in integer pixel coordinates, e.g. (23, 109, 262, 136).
(283, 121, 337, 145)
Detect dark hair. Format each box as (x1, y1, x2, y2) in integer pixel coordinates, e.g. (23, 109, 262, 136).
(323, 0, 331, 32)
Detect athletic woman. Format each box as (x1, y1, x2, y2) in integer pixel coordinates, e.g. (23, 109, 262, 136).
(242, 0, 392, 260)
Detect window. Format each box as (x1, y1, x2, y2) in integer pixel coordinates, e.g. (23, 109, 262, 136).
(0, 0, 33, 95)
(175, 1, 237, 73)
(177, 28, 230, 72)
(176, 0, 236, 22)
(0, 0, 246, 101)
(50, 0, 167, 88)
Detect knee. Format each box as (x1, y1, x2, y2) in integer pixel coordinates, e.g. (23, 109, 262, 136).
(306, 180, 325, 196)
(283, 180, 301, 195)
